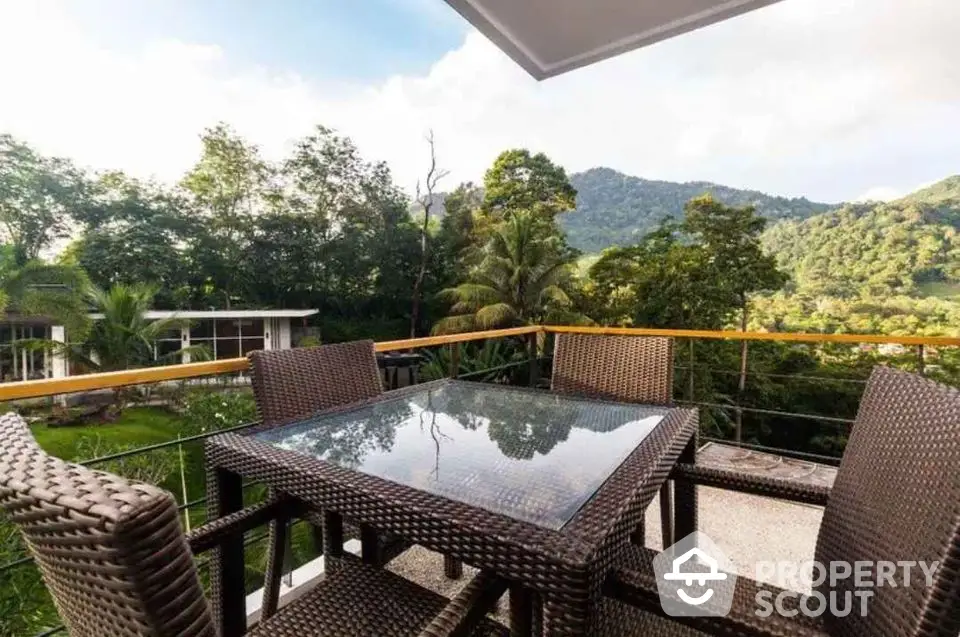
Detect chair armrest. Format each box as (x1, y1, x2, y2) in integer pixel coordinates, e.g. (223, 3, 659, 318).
(418, 570, 508, 637)
(186, 497, 301, 555)
(605, 561, 830, 637)
(670, 463, 831, 506)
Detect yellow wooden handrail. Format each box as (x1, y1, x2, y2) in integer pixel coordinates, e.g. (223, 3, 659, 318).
(0, 326, 540, 401)
(375, 325, 540, 352)
(0, 324, 955, 402)
(542, 325, 960, 347)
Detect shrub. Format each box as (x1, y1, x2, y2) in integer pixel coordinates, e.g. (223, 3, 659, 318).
(181, 388, 257, 436)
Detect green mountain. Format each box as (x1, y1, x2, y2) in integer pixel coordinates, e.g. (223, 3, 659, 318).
(761, 176, 960, 299)
(562, 167, 834, 252)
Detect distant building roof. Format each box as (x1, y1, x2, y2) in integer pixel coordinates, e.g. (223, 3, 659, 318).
(88, 309, 319, 320)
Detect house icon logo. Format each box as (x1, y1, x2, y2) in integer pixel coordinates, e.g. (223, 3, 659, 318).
(652, 532, 737, 617)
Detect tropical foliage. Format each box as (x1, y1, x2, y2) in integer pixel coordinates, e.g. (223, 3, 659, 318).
(434, 211, 576, 333)
(63, 284, 207, 373)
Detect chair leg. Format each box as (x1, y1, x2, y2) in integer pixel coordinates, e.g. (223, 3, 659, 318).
(261, 513, 290, 620)
(323, 511, 345, 573)
(444, 555, 464, 580)
(659, 481, 674, 548)
(309, 522, 324, 558)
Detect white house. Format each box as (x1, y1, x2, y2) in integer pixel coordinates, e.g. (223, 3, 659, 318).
(1, 309, 318, 382)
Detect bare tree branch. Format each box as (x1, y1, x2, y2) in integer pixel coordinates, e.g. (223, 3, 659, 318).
(411, 130, 449, 338)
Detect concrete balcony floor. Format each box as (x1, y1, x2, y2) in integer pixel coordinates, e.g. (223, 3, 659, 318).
(382, 444, 829, 616)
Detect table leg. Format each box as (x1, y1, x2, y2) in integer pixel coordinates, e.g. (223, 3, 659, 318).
(659, 481, 674, 548)
(444, 554, 464, 579)
(208, 467, 245, 636)
(531, 592, 544, 637)
(510, 584, 533, 637)
(674, 435, 698, 542)
(360, 524, 381, 565)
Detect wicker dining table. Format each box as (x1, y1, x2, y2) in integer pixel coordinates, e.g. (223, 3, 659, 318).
(204, 379, 699, 636)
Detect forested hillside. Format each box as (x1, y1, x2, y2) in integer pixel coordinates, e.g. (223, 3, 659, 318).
(562, 167, 833, 252)
(761, 177, 960, 298)
(750, 176, 960, 335)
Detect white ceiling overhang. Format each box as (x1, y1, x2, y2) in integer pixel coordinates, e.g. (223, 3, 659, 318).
(443, 0, 783, 79)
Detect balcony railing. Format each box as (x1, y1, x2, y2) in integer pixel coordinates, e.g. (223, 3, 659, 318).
(2, 324, 958, 636)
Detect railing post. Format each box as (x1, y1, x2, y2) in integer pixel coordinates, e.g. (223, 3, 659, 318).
(527, 331, 540, 388)
(736, 339, 748, 446)
(687, 339, 695, 402)
(448, 343, 460, 379)
(917, 344, 925, 376)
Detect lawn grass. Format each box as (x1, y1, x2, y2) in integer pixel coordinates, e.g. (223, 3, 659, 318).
(32, 406, 185, 461)
(30, 406, 213, 510)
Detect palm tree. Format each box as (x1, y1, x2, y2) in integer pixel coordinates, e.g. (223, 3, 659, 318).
(66, 284, 206, 373)
(0, 252, 91, 338)
(433, 211, 577, 334)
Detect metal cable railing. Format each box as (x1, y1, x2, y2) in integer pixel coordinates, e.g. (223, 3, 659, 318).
(3, 325, 957, 636)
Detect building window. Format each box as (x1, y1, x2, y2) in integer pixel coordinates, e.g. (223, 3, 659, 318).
(3, 324, 50, 380)
(153, 325, 183, 365)
(189, 318, 265, 361)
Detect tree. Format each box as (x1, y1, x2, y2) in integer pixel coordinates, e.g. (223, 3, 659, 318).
(682, 195, 788, 332)
(0, 135, 87, 266)
(0, 247, 91, 338)
(411, 131, 449, 337)
(587, 222, 731, 330)
(70, 172, 198, 308)
(481, 149, 576, 220)
(434, 211, 576, 333)
(274, 125, 420, 337)
(181, 123, 271, 307)
(435, 182, 482, 283)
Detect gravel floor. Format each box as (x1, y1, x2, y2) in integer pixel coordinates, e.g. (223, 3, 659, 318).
(385, 483, 824, 619)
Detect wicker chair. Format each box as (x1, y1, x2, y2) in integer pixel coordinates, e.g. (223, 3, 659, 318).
(0, 411, 509, 637)
(247, 340, 412, 571)
(247, 340, 385, 428)
(599, 366, 960, 636)
(551, 333, 676, 547)
(551, 333, 674, 406)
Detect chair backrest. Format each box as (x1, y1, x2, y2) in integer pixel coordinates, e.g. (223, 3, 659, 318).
(550, 333, 674, 405)
(248, 340, 383, 427)
(815, 366, 960, 637)
(0, 412, 214, 637)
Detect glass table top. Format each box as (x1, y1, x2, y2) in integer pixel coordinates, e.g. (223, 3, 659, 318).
(253, 381, 668, 530)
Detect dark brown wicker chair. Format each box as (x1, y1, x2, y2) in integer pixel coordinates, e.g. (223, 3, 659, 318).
(551, 332, 676, 547)
(600, 366, 960, 636)
(247, 340, 412, 572)
(0, 411, 509, 636)
(551, 333, 674, 406)
(247, 340, 384, 428)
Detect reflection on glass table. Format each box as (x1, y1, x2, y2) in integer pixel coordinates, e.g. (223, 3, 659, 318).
(254, 381, 668, 530)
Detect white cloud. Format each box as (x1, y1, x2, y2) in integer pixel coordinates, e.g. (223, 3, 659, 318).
(1, 0, 959, 202)
(853, 187, 902, 202)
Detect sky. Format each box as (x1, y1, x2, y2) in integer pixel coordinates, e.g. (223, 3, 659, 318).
(0, 0, 958, 204)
